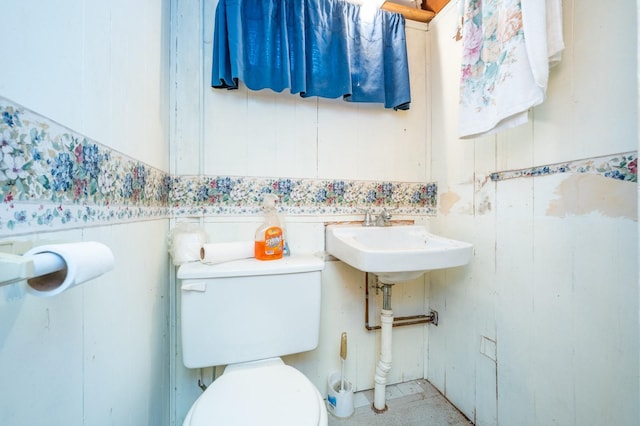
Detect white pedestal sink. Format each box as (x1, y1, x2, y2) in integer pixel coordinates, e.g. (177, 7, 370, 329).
(325, 223, 473, 412)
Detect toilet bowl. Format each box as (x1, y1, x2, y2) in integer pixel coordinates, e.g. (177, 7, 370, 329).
(183, 358, 327, 426)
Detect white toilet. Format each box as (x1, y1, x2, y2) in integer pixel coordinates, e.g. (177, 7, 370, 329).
(177, 254, 328, 426)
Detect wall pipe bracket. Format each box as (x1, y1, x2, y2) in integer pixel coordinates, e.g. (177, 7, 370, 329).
(365, 273, 439, 330)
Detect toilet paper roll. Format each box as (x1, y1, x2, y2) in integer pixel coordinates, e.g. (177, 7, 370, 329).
(169, 228, 207, 265)
(200, 241, 254, 264)
(24, 242, 115, 297)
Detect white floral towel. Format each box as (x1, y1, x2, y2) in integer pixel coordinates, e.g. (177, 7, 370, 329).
(458, 0, 564, 139)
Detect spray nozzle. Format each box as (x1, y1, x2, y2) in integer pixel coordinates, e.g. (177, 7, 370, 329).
(261, 193, 279, 210)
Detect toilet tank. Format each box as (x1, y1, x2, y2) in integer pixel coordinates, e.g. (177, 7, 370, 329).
(177, 254, 324, 369)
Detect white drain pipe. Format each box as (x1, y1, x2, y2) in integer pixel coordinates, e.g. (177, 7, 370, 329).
(373, 283, 394, 412)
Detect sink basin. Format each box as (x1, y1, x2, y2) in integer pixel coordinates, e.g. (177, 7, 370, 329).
(325, 224, 473, 283)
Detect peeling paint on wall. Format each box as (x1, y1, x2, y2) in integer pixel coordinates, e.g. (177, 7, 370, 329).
(439, 190, 461, 215)
(546, 174, 638, 221)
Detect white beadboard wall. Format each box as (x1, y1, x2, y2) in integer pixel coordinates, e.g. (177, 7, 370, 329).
(427, 2, 638, 426)
(0, 1, 170, 172)
(1, 1, 636, 426)
(170, 0, 434, 423)
(174, 1, 430, 181)
(0, 1, 172, 425)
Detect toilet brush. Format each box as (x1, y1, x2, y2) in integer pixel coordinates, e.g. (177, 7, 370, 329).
(340, 332, 347, 392)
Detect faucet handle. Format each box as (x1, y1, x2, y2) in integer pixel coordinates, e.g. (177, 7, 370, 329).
(375, 208, 393, 226)
(361, 208, 374, 227)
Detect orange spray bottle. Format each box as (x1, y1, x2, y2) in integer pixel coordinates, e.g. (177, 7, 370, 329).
(254, 194, 284, 261)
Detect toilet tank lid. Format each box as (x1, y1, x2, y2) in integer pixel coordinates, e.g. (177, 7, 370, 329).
(177, 254, 325, 279)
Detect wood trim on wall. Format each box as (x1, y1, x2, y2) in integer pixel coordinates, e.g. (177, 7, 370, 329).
(422, 0, 450, 14)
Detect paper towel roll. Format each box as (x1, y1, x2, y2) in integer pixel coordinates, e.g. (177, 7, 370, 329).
(200, 241, 254, 264)
(24, 242, 115, 297)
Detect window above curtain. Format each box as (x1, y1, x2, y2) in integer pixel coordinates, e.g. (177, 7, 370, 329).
(212, 0, 411, 110)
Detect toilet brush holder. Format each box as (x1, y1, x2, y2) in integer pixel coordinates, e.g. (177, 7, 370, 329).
(327, 371, 354, 418)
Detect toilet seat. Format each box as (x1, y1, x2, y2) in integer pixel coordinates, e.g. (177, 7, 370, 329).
(184, 359, 326, 426)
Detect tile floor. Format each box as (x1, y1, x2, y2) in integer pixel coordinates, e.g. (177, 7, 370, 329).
(327, 380, 473, 426)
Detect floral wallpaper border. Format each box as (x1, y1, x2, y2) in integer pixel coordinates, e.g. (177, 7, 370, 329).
(0, 97, 437, 236)
(1, 98, 173, 237)
(171, 176, 437, 216)
(490, 152, 637, 183)
(1, 97, 637, 237)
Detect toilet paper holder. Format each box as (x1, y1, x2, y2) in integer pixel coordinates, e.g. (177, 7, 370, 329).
(0, 241, 114, 296)
(0, 251, 63, 287)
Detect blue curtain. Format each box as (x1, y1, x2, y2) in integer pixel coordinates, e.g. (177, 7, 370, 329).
(212, 0, 411, 110)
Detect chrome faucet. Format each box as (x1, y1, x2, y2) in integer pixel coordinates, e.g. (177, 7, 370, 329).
(362, 208, 393, 226)
(375, 208, 392, 227)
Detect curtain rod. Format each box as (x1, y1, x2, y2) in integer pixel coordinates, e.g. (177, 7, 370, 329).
(380, 1, 435, 23)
